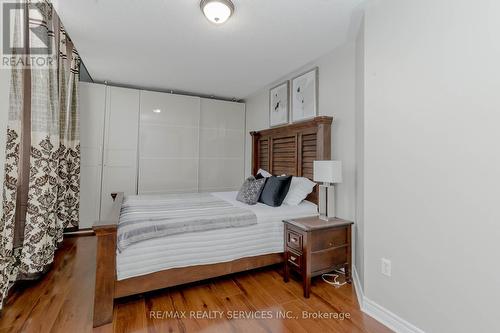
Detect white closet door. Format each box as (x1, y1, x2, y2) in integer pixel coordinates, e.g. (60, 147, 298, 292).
(139, 91, 200, 194)
(100, 86, 140, 219)
(79, 82, 106, 228)
(199, 99, 245, 192)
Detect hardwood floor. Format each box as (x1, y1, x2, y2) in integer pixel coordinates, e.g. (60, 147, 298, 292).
(0, 236, 392, 333)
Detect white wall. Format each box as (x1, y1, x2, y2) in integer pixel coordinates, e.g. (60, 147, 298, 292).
(0, 69, 10, 218)
(244, 42, 357, 221)
(354, 18, 365, 288)
(363, 0, 500, 332)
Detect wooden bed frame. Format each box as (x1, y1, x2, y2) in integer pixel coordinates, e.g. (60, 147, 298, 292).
(92, 116, 333, 327)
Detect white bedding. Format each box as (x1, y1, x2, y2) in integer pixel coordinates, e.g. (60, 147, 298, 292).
(116, 191, 318, 280)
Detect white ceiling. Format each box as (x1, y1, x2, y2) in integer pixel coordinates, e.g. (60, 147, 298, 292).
(54, 0, 362, 99)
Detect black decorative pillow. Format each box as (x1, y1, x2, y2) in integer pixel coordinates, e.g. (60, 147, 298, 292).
(258, 175, 292, 207)
(236, 176, 266, 205)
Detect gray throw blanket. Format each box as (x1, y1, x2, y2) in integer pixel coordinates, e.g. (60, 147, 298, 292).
(117, 193, 257, 251)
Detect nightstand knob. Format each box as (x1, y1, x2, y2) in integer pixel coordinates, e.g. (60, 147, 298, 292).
(290, 255, 297, 261)
(291, 237, 298, 243)
(329, 241, 334, 247)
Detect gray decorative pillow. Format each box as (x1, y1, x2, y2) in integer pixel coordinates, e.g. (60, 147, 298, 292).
(236, 176, 266, 205)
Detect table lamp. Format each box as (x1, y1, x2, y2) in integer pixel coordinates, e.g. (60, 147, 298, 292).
(313, 160, 342, 220)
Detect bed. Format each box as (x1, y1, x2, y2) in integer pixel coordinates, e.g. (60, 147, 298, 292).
(92, 116, 333, 327)
(117, 191, 318, 280)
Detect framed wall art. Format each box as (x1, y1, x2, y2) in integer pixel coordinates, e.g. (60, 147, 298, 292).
(291, 67, 318, 122)
(269, 81, 289, 127)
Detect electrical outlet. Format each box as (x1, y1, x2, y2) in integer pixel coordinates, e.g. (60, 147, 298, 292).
(381, 258, 391, 277)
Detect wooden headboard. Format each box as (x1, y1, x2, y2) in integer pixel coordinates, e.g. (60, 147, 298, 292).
(250, 116, 333, 205)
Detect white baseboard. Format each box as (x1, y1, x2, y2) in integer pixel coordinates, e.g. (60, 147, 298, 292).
(352, 266, 425, 333)
(352, 266, 365, 308)
(362, 297, 426, 333)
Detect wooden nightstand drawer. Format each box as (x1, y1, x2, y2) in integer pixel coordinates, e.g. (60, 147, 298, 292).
(286, 249, 302, 269)
(286, 229, 303, 252)
(311, 228, 347, 252)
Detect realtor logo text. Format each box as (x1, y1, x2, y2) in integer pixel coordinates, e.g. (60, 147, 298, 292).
(149, 310, 351, 320)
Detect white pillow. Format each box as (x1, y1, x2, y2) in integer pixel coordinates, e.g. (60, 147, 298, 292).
(283, 177, 316, 205)
(257, 168, 272, 178)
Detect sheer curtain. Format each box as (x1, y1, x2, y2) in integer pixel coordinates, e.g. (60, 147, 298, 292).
(0, 0, 80, 309)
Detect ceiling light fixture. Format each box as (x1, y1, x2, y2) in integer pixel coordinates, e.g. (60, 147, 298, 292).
(200, 0, 234, 25)
(153, 109, 162, 113)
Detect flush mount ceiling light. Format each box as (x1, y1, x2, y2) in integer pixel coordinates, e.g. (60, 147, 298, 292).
(200, 0, 234, 24)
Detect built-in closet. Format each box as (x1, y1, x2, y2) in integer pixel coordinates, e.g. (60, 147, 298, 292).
(78, 82, 245, 228)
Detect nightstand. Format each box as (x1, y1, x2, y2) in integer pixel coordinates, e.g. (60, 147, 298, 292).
(283, 216, 353, 298)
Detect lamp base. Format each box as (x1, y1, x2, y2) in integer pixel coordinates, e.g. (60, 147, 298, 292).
(318, 184, 336, 219)
(318, 214, 330, 221)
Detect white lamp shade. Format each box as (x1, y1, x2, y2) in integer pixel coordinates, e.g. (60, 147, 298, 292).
(313, 160, 342, 183)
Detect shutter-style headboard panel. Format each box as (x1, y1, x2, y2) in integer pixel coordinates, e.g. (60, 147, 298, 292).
(250, 116, 333, 205)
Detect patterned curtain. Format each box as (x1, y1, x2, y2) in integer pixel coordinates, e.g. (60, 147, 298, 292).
(0, 0, 80, 309)
(56, 27, 80, 231)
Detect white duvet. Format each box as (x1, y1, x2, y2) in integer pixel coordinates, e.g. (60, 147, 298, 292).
(116, 191, 318, 280)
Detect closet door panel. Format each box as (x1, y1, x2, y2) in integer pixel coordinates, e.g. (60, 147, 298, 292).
(79, 82, 106, 229)
(199, 99, 245, 192)
(81, 147, 101, 166)
(139, 159, 199, 194)
(105, 88, 140, 150)
(200, 99, 245, 130)
(199, 159, 245, 192)
(101, 86, 140, 220)
(105, 149, 137, 167)
(80, 166, 102, 227)
(138, 91, 200, 194)
(140, 91, 200, 126)
(140, 124, 199, 159)
(101, 167, 137, 203)
(199, 128, 245, 159)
